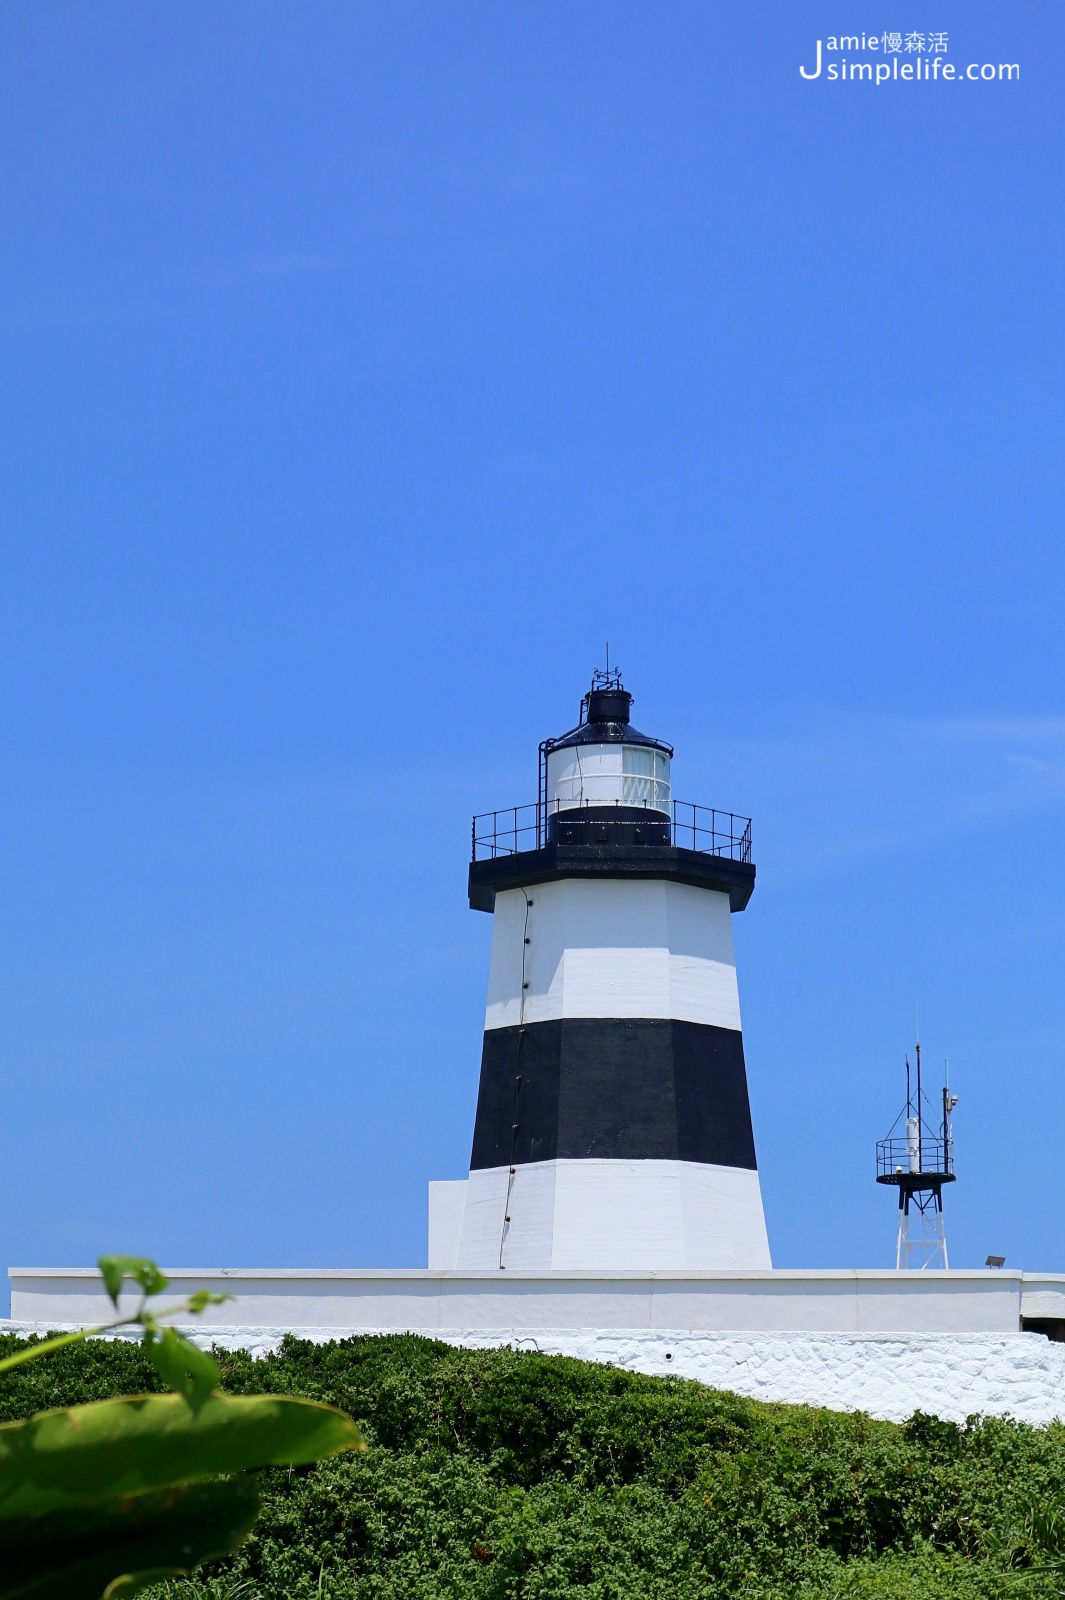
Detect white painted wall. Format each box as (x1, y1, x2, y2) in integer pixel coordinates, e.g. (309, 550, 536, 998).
(13, 1266, 1050, 1335)
(546, 743, 624, 807)
(484, 880, 740, 1031)
(428, 1181, 467, 1269)
(3, 1319, 1062, 1424)
(456, 1160, 771, 1271)
(438, 1329, 1065, 1426)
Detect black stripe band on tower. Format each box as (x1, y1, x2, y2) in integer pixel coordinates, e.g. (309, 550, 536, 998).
(469, 1018, 758, 1171)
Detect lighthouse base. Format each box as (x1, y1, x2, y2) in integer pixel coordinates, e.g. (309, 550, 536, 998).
(445, 1159, 771, 1271)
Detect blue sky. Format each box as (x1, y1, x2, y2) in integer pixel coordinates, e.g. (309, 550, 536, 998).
(0, 2, 1060, 1290)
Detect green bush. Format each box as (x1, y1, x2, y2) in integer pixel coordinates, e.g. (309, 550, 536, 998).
(1, 1330, 1062, 1598)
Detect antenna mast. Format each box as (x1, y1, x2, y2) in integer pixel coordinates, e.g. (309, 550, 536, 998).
(877, 1028, 957, 1270)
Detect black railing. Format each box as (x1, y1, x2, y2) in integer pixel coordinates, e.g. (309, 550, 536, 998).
(471, 798, 752, 863)
(671, 801, 751, 861)
(472, 803, 540, 859)
(876, 1135, 954, 1180)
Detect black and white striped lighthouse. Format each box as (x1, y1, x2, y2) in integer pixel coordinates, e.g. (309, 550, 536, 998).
(431, 669, 771, 1271)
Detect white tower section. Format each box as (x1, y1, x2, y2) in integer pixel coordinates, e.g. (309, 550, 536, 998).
(455, 876, 771, 1270)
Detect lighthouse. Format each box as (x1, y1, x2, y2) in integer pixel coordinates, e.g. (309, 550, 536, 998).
(430, 668, 771, 1272)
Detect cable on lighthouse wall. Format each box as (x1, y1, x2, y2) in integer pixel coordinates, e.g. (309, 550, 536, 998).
(498, 888, 532, 1269)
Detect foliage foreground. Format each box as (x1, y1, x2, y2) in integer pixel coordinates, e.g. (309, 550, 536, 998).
(0, 1259, 362, 1598)
(1, 1329, 1064, 1599)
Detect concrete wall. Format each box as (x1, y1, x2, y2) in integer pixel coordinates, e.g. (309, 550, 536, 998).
(456, 1162, 772, 1271)
(11, 1266, 1062, 1334)
(4, 1318, 1063, 1425)
(437, 1328, 1065, 1425)
(428, 1181, 466, 1269)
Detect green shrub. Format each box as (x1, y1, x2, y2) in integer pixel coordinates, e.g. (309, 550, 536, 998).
(2, 1331, 1062, 1598)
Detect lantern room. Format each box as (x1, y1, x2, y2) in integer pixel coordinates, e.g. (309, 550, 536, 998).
(543, 674, 673, 819)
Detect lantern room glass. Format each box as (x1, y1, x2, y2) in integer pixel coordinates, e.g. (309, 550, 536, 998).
(621, 747, 670, 813)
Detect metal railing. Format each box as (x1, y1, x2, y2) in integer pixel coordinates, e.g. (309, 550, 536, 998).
(876, 1135, 954, 1180)
(471, 798, 752, 863)
(671, 800, 751, 861)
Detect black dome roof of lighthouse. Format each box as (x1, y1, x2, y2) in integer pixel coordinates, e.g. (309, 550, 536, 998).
(546, 680, 673, 756)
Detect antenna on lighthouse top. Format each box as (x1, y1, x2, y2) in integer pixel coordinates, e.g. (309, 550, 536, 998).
(589, 652, 624, 695)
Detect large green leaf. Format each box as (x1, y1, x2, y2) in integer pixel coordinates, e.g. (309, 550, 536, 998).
(142, 1328, 221, 1409)
(97, 1258, 170, 1308)
(0, 1393, 363, 1520)
(0, 1476, 261, 1600)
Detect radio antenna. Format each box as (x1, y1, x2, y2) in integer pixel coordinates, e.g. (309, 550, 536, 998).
(877, 1020, 955, 1269)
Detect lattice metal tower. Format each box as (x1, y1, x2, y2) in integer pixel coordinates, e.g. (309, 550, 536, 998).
(876, 1043, 958, 1269)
